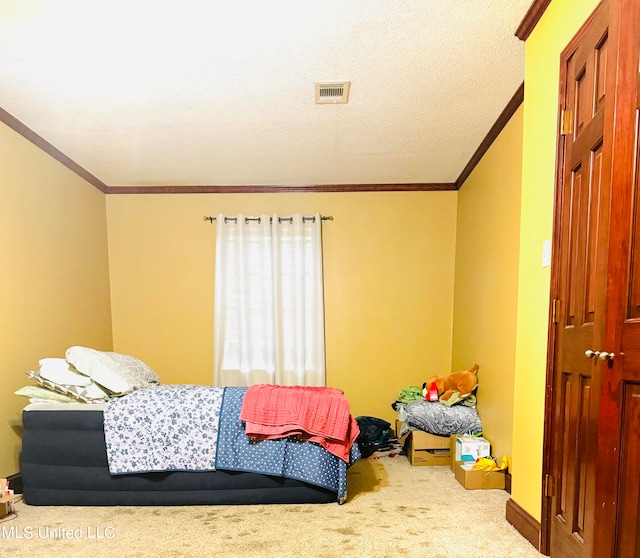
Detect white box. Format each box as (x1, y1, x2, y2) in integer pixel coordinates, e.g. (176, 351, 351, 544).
(455, 436, 490, 462)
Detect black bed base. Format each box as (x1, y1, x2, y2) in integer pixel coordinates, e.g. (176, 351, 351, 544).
(21, 409, 336, 506)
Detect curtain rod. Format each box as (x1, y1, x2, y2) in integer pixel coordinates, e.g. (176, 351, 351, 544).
(203, 215, 333, 224)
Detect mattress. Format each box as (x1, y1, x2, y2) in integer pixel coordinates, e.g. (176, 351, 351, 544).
(21, 402, 337, 506)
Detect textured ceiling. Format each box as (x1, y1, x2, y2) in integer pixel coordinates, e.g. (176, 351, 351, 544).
(0, 1, 531, 188)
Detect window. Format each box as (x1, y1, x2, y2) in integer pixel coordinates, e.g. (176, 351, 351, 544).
(213, 213, 325, 386)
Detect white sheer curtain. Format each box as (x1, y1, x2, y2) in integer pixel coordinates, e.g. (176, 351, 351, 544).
(213, 213, 325, 386)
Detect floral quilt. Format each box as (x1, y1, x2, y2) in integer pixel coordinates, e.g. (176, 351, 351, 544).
(104, 385, 223, 474)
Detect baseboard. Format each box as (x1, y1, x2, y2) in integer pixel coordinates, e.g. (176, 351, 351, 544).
(505, 498, 542, 552)
(504, 471, 512, 494)
(6, 473, 23, 495)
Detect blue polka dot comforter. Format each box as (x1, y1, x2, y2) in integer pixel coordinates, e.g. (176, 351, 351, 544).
(104, 385, 360, 504)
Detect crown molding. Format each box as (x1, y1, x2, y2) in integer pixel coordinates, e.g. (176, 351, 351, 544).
(515, 0, 552, 41)
(0, 106, 108, 193)
(106, 183, 457, 194)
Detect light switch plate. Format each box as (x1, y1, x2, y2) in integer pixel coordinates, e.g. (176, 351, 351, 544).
(542, 239, 552, 268)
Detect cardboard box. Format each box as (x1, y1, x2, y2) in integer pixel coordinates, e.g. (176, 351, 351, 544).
(412, 429, 450, 450)
(0, 494, 16, 519)
(406, 429, 451, 466)
(455, 435, 490, 462)
(455, 462, 505, 490)
(395, 420, 403, 437)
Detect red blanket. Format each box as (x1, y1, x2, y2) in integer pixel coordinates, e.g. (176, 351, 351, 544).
(239, 384, 360, 462)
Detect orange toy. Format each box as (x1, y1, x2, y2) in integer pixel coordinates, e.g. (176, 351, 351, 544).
(426, 364, 479, 401)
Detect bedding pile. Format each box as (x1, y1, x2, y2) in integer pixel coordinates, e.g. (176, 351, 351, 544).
(102, 385, 359, 503)
(15, 346, 160, 404)
(219, 387, 359, 503)
(393, 382, 483, 438)
(396, 399, 483, 436)
(239, 384, 359, 462)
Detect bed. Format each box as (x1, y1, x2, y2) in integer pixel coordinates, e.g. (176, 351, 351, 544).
(21, 384, 360, 506)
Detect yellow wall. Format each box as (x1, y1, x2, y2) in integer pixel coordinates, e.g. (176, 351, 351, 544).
(106, 192, 458, 423)
(0, 122, 113, 476)
(511, 0, 601, 521)
(452, 104, 523, 463)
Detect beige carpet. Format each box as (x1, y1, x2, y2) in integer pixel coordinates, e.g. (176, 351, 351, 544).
(1, 456, 541, 558)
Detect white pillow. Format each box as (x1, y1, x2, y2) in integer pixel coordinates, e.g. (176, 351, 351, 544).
(39, 358, 92, 386)
(15, 385, 75, 403)
(26, 370, 110, 403)
(65, 346, 161, 395)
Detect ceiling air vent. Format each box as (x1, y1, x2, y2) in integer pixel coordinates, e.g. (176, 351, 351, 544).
(315, 81, 350, 104)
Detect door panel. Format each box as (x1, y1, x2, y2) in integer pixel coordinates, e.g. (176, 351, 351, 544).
(549, 3, 610, 557)
(603, 17, 640, 554)
(576, 374, 591, 539)
(547, 1, 640, 556)
(585, 144, 604, 324)
(614, 383, 640, 555)
(591, 0, 640, 555)
(595, 37, 608, 113)
(627, 114, 640, 320)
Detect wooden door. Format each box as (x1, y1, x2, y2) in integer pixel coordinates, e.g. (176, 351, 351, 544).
(593, 0, 640, 555)
(547, 3, 610, 557)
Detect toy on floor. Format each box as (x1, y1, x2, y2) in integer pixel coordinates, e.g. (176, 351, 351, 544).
(425, 363, 479, 401)
(472, 455, 508, 472)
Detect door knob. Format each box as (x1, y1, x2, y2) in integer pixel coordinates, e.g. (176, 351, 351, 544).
(598, 351, 614, 361)
(585, 349, 600, 358)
